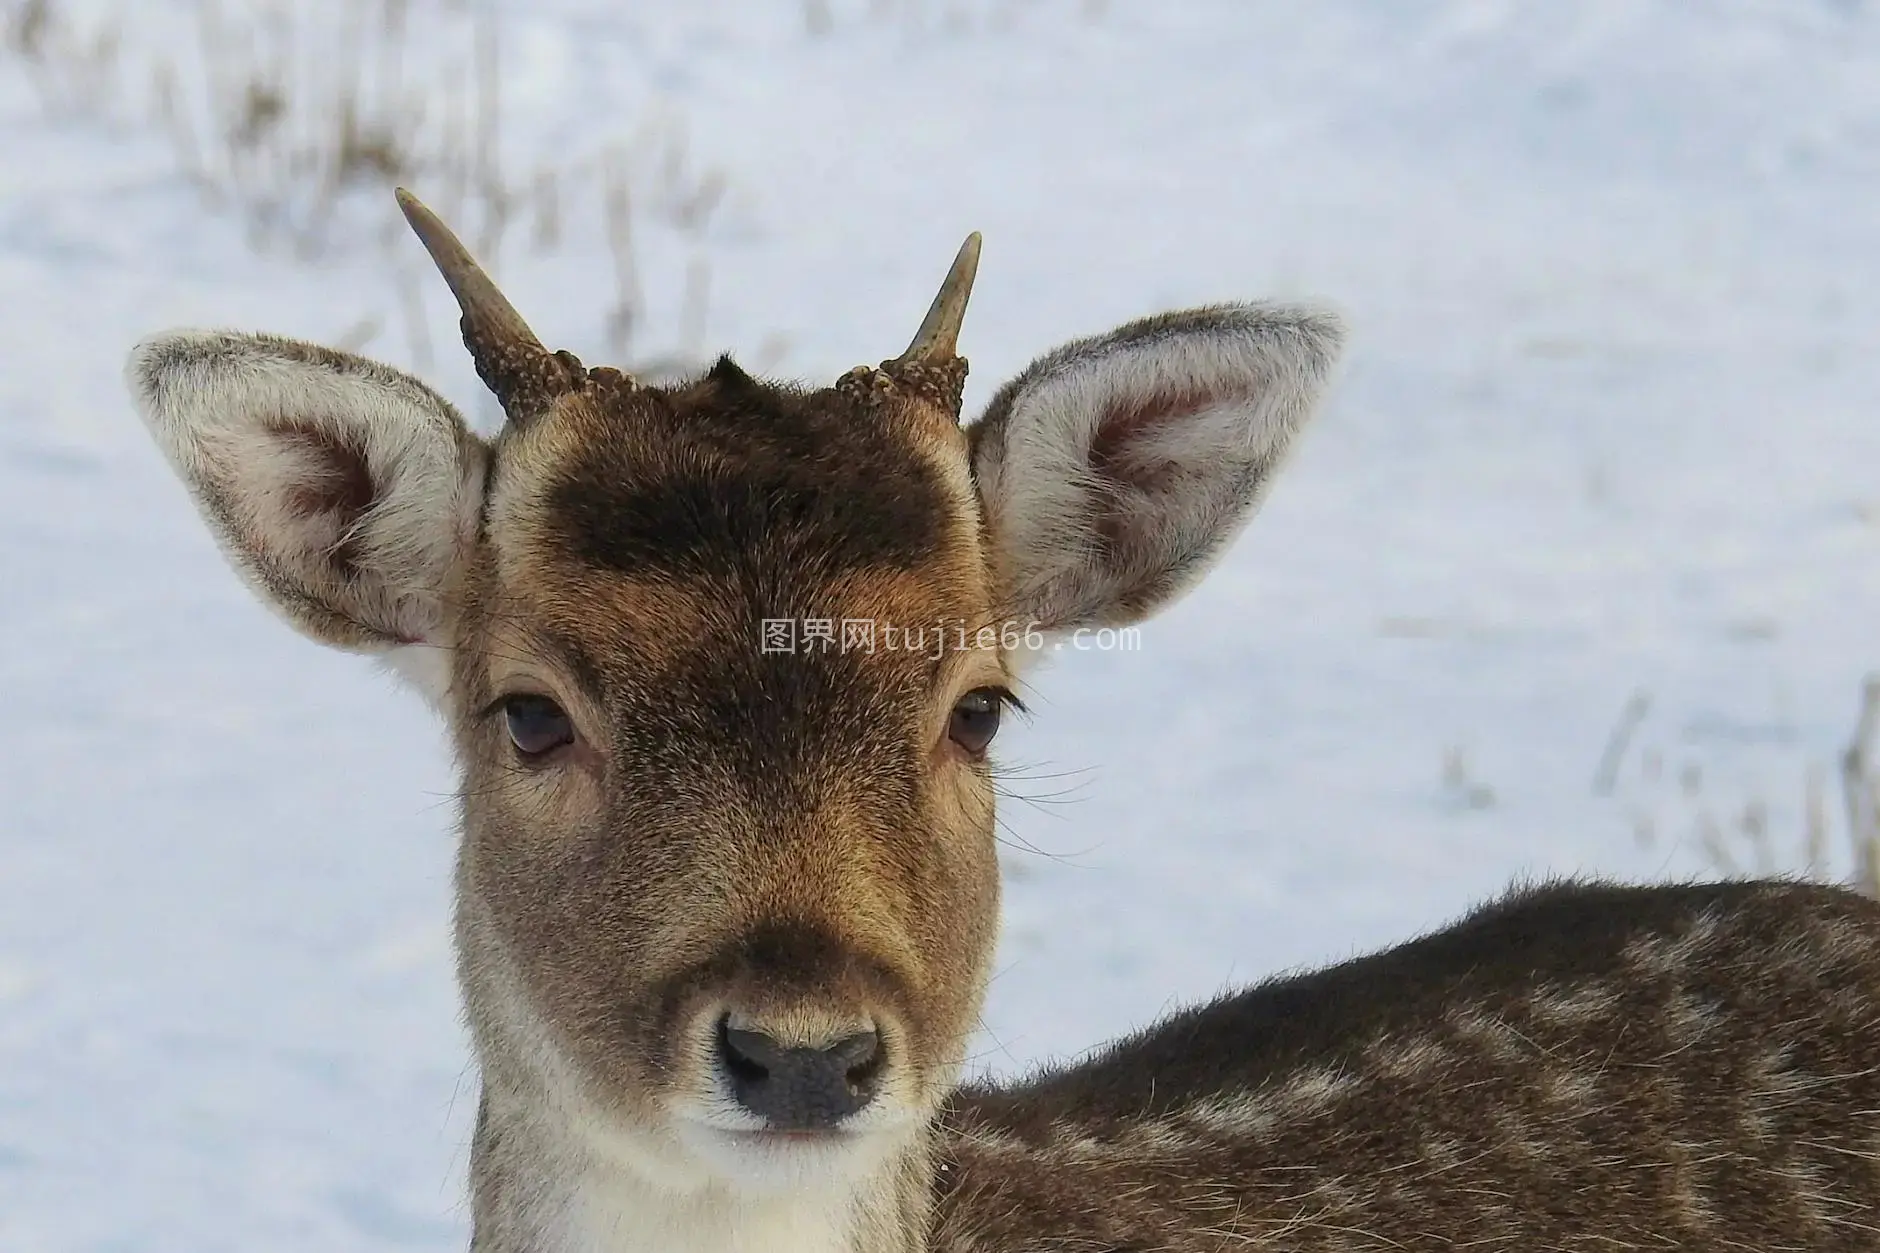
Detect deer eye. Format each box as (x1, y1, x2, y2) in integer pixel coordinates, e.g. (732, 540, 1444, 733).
(948, 688, 1007, 758)
(502, 694, 575, 759)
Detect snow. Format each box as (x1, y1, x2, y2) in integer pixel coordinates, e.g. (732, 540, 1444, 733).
(7, 0, 1880, 1246)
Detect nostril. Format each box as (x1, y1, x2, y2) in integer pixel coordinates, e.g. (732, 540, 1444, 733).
(719, 1020, 779, 1082)
(831, 1029, 881, 1088)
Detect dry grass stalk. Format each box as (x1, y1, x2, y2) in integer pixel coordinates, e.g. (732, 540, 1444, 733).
(1591, 688, 1650, 796)
(1842, 677, 1880, 897)
(2, 0, 741, 379)
(1601, 680, 1880, 899)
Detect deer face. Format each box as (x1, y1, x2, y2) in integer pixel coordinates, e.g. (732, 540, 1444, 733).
(450, 355, 1009, 1192)
(127, 193, 1342, 1197)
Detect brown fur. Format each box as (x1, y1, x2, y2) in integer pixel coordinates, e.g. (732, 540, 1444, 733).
(935, 879, 1880, 1250)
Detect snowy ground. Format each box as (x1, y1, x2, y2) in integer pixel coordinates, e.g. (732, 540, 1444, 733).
(7, 0, 1880, 1247)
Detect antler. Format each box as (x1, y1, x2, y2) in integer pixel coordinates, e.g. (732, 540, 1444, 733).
(889, 232, 981, 368)
(395, 188, 586, 425)
(880, 233, 982, 419)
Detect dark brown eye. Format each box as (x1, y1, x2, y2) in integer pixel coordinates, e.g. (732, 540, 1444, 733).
(948, 688, 1006, 758)
(502, 694, 575, 759)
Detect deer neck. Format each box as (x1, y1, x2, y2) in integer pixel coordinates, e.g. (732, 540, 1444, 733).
(467, 1079, 935, 1253)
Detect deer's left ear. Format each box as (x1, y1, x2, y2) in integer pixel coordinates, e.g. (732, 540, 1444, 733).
(127, 331, 490, 703)
(968, 304, 1344, 634)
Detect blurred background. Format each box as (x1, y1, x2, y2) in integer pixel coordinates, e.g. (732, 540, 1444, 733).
(6, 0, 1880, 1246)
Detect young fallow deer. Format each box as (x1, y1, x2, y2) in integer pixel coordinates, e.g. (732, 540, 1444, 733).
(129, 189, 1880, 1252)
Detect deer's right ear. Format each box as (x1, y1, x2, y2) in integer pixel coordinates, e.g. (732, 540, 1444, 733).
(127, 332, 489, 672)
(969, 305, 1343, 636)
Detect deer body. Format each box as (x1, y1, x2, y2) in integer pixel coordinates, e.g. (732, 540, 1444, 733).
(127, 192, 1880, 1251)
(937, 879, 1880, 1250)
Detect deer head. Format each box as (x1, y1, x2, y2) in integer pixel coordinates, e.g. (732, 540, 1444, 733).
(125, 191, 1343, 1211)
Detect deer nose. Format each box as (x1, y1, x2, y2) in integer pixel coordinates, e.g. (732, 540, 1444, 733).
(717, 1019, 883, 1130)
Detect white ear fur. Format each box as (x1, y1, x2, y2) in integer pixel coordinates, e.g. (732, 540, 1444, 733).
(127, 331, 489, 703)
(969, 304, 1344, 634)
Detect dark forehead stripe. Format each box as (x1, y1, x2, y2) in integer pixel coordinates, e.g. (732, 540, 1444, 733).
(544, 358, 951, 578)
(626, 638, 935, 797)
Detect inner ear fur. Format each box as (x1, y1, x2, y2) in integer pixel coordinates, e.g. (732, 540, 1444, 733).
(127, 330, 490, 653)
(969, 304, 1344, 634)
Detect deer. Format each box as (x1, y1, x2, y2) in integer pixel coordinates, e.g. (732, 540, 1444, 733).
(126, 189, 1880, 1253)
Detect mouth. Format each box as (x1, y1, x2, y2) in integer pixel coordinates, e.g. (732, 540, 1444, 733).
(672, 1113, 901, 1191)
(725, 1127, 854, 1145)
(685, 1120, 868, 1149)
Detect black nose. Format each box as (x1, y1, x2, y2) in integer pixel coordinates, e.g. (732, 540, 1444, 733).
(718, 1019, 883, 1130)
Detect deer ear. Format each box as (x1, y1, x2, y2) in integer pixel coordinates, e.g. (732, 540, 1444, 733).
(127, 332, 489, 693)
(969, 305, 1343, 634)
